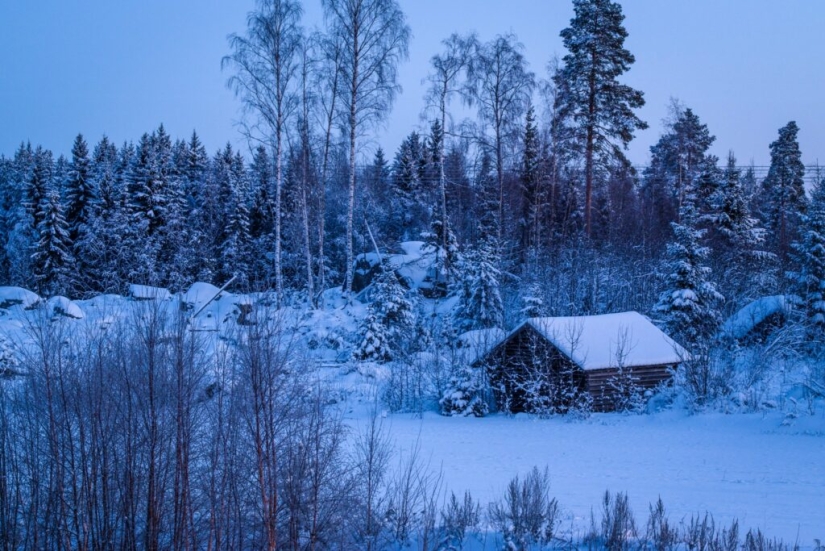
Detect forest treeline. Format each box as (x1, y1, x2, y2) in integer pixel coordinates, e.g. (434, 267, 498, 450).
(1, 0, 823, 357)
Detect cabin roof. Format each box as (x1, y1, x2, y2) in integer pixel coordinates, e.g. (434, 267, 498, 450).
(720, 295, 788, 340)
(505, 311, 688, 371)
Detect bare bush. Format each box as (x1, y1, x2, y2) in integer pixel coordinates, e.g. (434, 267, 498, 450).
(438, 491, 481, 551)
(488, 466, 559, 550)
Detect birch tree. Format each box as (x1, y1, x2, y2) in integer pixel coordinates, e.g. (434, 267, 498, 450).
(465, 34, 535, 250)
(321, 0, 410, 295)
(424, 33, 473, 267)
(225, 0, 303, 303)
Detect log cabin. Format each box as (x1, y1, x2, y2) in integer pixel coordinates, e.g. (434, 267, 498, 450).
(478, 311, 689, 413)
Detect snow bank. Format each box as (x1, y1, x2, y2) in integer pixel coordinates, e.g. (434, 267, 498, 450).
(183, 282, 222, 306)
(46, 296, 84, 319)
(524, 311, 689, 370)
(0, 286, 40, 309)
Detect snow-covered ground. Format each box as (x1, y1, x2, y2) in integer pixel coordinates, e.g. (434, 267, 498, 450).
(3, 269, 825, 545)
(367, 408, 825, 545)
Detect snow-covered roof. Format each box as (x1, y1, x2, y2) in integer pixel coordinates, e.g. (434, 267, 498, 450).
(720, 296, 788, 340)
(514, 311, 688, 371)
(129, 284, 171, 301)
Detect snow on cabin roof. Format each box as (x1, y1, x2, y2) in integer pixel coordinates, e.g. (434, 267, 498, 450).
(128, 284, 171, 301)
(520, 311, 688, 371)
(720, 296, 788, 340)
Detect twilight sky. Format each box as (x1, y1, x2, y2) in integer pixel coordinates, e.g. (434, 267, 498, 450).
(1, 1, 824, 167)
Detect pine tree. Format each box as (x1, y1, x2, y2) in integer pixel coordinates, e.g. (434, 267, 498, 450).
(557, 0, 647, 238)
(759, 121, 807, 268)
(31, 191, 72, 296)
(655, 193, 723, 348)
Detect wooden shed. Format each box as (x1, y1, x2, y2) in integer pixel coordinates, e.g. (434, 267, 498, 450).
(479, 312, 689, 413)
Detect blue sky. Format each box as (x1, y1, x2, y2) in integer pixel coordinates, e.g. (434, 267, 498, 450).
(2, 1, 824, 167)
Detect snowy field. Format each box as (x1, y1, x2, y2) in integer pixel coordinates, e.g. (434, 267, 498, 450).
(364, 408, 825, 545)
(3, 281, 825, 544)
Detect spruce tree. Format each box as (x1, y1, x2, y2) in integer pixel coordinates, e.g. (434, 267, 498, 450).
(26, 146, 53, 231)
(520, 105, 542, 262)
(391, 132, 426, 238)
(475, 151, 499, 244)
(355, 263, 415, 362)
(641, 105, 716, 245)
(708, 152, 767, 300)
(64, 134, 94, 244)
(440, 364, 489, 417)
(520, 279, 547, 319)
(78, 136, 126, 294)
(655, 192, 722, 348)
(791, 177, 825, 337)
(455, 240, 504, 332)
(759, 121, 807, 269)
(31, 191, 72, 296)
(65, 135, 96, 294)
(557, 0, 647, 238)
(711, 152, 761, 247)
(2, 143, 35, 284)
(217, 149, 251, 286)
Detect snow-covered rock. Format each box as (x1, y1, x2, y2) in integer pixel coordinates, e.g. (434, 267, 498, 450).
(183, 282, 222, 307)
